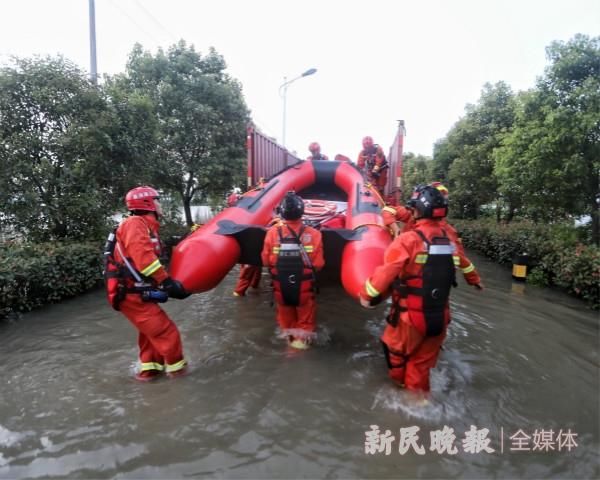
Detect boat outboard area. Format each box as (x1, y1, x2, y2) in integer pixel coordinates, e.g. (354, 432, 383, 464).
(170, 159, 392, 299)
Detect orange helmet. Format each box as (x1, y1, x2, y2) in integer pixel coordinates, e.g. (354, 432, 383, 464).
(309, 142, 321, 154)
(430, 181, 449, 198)
(125, 186, 160, 212)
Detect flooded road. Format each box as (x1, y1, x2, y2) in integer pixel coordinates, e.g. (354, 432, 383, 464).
(0, 251, 598, 479)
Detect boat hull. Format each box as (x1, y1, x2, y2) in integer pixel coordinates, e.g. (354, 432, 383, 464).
(170, 160, 391, 299)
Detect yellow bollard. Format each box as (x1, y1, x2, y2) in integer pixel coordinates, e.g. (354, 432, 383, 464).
(512, 253, 529, 281)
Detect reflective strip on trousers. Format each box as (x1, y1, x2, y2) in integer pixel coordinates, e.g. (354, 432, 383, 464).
(140, 362, 165, 372)
(165, 359, 187, 373)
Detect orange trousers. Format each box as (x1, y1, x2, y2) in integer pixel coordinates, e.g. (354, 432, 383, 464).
(381, 318, 446, 391)
(276, 296, 316, 339)
(119, 294, 186, 373)
(234, 265, 262, 296)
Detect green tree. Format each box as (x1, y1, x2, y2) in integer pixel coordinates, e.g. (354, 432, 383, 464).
(446, 82, 516, 219)
(494, 34, 600, 241)
(401, 152, 433, 201)
(0, 56, 116, 240)
(102, 81, 160, 197)
(113, 41, 250, 226)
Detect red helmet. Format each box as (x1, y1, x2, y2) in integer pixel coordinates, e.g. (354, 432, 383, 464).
(125, 186, 160, 212)
(309, 142, 321, 154)
(362, 136, 374, 149)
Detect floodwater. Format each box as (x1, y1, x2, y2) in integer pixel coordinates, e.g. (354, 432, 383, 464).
(0, 251, 598, 479)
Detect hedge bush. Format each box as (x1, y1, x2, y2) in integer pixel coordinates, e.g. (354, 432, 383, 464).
(453, 219, 600, 309)
(0, 241, 103, 318)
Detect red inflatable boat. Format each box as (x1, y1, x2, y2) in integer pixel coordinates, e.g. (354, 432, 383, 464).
(170, 159, 392, 299)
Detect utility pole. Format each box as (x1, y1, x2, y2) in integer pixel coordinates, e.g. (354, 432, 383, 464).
(89, 0, 98, 84)
(278, 68, 317, 148)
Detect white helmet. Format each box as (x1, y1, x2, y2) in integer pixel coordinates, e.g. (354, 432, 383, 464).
(233, 187, 242, 194)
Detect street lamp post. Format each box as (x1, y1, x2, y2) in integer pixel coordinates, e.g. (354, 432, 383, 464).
(279, 68, 317, 148)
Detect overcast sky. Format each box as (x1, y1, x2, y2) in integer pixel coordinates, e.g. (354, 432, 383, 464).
(1, 0, 598, 159)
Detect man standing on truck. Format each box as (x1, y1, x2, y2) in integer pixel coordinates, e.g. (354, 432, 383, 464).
(261, 192, 325, 349)
(357, 136, 388, 195)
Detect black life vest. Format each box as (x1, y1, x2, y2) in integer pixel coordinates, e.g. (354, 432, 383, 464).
(271, 226, 314, 306)
(390, 229, 456, 337)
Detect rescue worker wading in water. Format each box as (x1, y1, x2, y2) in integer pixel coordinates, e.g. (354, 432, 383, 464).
(261, 192, 325, 349)
(107, 186, 189, 381)
(359, 184, 483, 392)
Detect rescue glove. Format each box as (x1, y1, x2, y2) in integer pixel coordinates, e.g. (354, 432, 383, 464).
(359, 293, 382, 309)
(161, 277, 190, 299)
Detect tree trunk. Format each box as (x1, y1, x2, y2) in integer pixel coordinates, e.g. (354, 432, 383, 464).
(182, 194, 193, 227)
(506, 204, 516, 224)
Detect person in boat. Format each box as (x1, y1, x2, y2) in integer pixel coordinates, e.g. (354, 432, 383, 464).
(359, 184, 483, 392)
(107, 186, 189, 382)
(261, 192, 325, 349)
(357, 136, 388, 195)
(306, 141, 329, 161)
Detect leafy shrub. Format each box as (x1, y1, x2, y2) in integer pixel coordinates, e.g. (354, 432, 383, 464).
(453, 219, 600, 309)
(0, 241, 102, 318)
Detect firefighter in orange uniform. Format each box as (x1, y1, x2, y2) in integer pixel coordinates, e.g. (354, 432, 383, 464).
(306, 141, 329, 161)
(357, 136, 388, 195)
(114, 186, 189, 381)
(359, 184, 482, 392)
(261, 192, 325, 349)
(233, 264, 262, 297)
